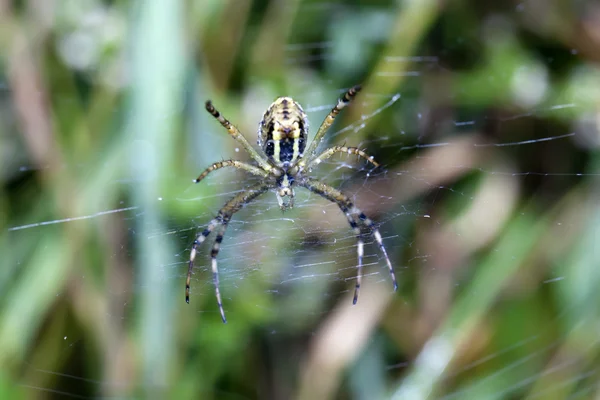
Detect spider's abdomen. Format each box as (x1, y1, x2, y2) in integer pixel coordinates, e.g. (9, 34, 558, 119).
(258, 97, 308, 166)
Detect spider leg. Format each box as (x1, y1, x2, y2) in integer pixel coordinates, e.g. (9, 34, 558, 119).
(210, 223, 228, 323)
(354, 207, 397, 290)
(340, 211, 364, 304)
(300, 85, 361, 166)
(186, 217, 222, 303)
(305, 145, 379, 171)
(186, 182, 272, 323)
(185, 218, 229, 323)
(205, 101, 274, 173)
(194, 159, 269, 183)
(300, 178, 397, 304)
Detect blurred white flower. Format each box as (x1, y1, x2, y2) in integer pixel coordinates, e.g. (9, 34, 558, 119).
(57, 30, 99, 71)
(55, 1, 127, 87)
(511, 63, 548, 107)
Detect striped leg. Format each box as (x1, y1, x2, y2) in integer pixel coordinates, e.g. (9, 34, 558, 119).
(205, 101, 273, 173)
(353, 207, 397, 291)
(185, 217, 229, 323)
(301, 85, 362, 166)
(186, 182, 271, 323)
(339, 207, 364, 304)
(194, 160, 268, 183)
(300, 178, 397, 304)
(210, 222, 229, 323)
(305, 146, 379, 170)
(186, 216, 223, 303)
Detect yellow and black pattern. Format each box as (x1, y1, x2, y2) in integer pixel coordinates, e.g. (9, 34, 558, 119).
(258, 97, 308, 165)
(188, 85, 396, 323)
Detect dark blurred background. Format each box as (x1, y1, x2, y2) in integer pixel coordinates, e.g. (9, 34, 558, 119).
(1, 0, 600, 398)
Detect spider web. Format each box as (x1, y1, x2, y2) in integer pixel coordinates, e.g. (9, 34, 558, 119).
(3, 2, 600, 398)
(175, 92, 409, 313)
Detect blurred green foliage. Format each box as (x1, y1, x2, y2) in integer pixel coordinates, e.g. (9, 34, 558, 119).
(2, 0, 600, 398)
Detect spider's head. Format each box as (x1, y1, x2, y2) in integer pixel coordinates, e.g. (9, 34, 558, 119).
(277, 187, 294, 211)
(258, 97, 308, 167)
(275, 174, 295, 211)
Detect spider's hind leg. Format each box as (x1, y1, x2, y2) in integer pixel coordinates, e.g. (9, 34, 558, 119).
(353, 207, 398, 292)
(186, 217, 229, 323)
(210, 223, 229, 323)
(186, 217, 223, 302)
(300, 178, 397, 304)
(339, 208, 364, 304)
(186, 182, 271, 323)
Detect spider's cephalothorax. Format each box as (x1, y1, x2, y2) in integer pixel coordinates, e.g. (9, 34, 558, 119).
(187, 85, 397, 323)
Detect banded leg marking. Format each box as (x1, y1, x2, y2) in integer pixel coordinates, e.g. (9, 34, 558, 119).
(186, 217, 222, 304)
(186, 182, 271, 323)
(211, 222, 229, 323)
(300, 178, 397, 304)
(340, 206, 364, 304)
(355, 208, 398, 291)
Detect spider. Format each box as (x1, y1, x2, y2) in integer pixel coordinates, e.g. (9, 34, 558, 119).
(186, 85, 397, 323)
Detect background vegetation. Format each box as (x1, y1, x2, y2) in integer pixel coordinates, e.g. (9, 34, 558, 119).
(1, 0, 600, 398)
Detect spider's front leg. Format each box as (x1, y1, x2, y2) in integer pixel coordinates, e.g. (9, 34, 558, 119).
(194, 160, 268, 184)
(187, 182, 271, 323)
(300, 85, 362, 167)
(300, 178, 397, 304)
(304, 145, 379, 171)
(205, 100, 273, 173)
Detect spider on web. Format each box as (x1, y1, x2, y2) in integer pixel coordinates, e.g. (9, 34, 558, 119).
(186, 85, 397, 323)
